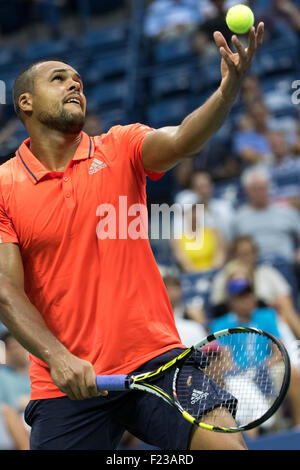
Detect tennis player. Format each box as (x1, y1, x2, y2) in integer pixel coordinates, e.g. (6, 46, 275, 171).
(0, 25, 264, 450)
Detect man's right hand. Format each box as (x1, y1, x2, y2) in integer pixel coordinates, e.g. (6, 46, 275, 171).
(49, 353, 108, 400)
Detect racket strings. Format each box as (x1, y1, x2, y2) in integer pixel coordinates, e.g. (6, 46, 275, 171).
(175, 332, 285, 429)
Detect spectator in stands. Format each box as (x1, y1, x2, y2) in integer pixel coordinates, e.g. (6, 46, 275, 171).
(267, 130, 300, 207)
(239, 75, 263, 109)
(163, 273, 208, 345)
(210, 274, 300, 431)
(30, 0, 66, 38)
(175, 170, 235, 240)
(0, 328, 30, 450)
(210, 236, 300, 341)
(171, 202, 226, 272)
(255, 0, 300, 44)
(0, 404, 30, 450)
(144, 0, 201, 40)
(232, 167, 300, 265)
(291, 106, 300, 157)
(193, 0, 236, 57)
(233, 100, 273, 167)
(0, 329, 30, 409)
(273, 0, 300, 35)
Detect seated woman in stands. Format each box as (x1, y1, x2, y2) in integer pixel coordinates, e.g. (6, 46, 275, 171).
(211, 235, 300, 344)
(171, 202, 226, 273)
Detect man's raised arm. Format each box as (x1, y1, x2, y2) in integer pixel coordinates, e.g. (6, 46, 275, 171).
(142, 24, 264, 173)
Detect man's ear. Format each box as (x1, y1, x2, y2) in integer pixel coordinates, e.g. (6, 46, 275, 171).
(18, 93, 33, 114)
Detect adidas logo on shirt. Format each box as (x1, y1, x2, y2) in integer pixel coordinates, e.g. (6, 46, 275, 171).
(191, 389, 209, 405)
(89, 158, 107, 175)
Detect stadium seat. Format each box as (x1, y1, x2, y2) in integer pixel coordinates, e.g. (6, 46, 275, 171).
(149, 65, 192, 99)
(213, 179, 243, 207)
(198, 57, 221, 90)
(151, 37, 194, 64)
(180, 269, 220, 319)
(82, 23, 128, 51)
(99, 108, 128, 131)
(147, 95, 191, 128)
(149, 238, 176, 267)
(86, 80, 128, 108)
(24, 38, 70, 62)
(256, 43, 297, 76)
(85, 51, 129, 85)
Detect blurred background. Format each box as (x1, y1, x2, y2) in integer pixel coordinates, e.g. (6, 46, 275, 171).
(1, 0, 300, 451)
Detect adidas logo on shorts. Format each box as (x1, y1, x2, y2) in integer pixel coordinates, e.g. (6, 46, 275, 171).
(191, 389, 209, 405)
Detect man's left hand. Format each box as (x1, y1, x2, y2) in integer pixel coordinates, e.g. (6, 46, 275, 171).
(214, 23, 264, 101)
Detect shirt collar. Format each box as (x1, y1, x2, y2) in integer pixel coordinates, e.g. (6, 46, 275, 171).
(16, 131, 94, 184)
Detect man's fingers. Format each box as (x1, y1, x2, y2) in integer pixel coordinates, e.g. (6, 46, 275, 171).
(219, 47, 236, 72)
(213, 31, 233, 55)
(84, 368, 108, 398)
(246, 26, 257, 58)
(232, 35, 247, 64)
(256, 22, 265, 49)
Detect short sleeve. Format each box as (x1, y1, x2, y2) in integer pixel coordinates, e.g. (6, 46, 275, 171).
(0, 192, 18, 245)
(109, 123, 166, 181)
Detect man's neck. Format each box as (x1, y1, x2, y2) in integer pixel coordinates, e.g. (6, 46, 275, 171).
(29, 127, 82, 172)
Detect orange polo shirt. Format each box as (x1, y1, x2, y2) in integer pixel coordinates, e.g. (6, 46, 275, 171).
(0, 123, 184, 400)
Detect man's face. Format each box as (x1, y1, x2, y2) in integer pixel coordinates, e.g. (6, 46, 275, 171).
(235, 241, 257, 267)
(245, 178, 269, 209)
(269, 131, 289, 159)
(191, 173, 212, 201)
(229, 291, 256, 319)
(28, 61, 87, 134)
(249, 102, 268, 126)
(164, 279, 182, 309)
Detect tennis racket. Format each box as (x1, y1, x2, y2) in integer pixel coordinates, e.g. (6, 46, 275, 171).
(96, 327, 291, 433)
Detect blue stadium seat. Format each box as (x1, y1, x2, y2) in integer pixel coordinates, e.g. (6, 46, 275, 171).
(149, 65, 192, 99)
(82, 23, 128, 51)
(86, 80, 128, 108)
(99, 108, 128, 131)
(152, 37, 194, 64)
(150, 239, 176, 267)
(24, 38, 70, 62)
(213, 179, 243, 208)
(198, 58, 221, 90)
(147, 95, 191, 127)
(180, 269, 220, 319)
(256, 43, 297, 76)
(85, 51, 129, 85)
(0, 48, 18, 67)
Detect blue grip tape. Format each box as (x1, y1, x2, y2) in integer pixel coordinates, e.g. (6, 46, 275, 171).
(96, 375, 128, 391)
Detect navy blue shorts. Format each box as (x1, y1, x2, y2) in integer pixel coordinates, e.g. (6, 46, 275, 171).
(24, 348, 235, 450)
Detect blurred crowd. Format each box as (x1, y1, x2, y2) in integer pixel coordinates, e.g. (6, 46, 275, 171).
(1, 0, 300, 451)
(0, 0, 126, 38)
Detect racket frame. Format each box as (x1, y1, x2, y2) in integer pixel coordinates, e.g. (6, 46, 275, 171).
(97, 327, 291, 433)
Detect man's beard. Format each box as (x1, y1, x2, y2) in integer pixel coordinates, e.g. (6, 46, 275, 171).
(38, 107, 85, 134)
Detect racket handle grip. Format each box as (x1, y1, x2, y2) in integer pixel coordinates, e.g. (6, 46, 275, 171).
(96, 374, 129, 391)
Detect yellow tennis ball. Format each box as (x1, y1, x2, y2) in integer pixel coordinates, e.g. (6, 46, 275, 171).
(226, 4, 255, 34)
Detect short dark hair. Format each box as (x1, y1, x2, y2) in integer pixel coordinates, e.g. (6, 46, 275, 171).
(13, 58, 70, 118)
